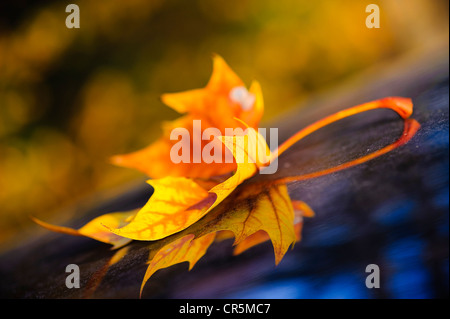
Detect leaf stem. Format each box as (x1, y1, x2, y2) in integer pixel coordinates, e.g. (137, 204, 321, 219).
(272, 97, 413, 160)
(261, 97, 418, 185)
(270, 118, 420, 186)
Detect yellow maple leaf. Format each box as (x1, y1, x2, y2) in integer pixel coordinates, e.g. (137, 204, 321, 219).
(137, 182, 298, 295)
(140, 233, 216, 297)
(107, 126, 271, 241)
(105, 177, 214, 241)
(33, 55, 420, 297)
(141, 185, 306, 294)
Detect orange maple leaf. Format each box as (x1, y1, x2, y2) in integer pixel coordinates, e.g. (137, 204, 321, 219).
(110, 55, 264, 179)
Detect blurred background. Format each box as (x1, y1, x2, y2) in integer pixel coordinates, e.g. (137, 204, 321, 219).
(0, 0, 448, 247)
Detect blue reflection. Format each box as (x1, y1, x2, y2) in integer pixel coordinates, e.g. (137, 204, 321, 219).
(316, 272, 370, 299)
(388, 267, 432, 298)
(384, 237, 433, 298)
(373, 199, 416, 226)
(226, 272, 371, 299)
(226, 279, 315, 299)
(385, 237, 425, 265)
